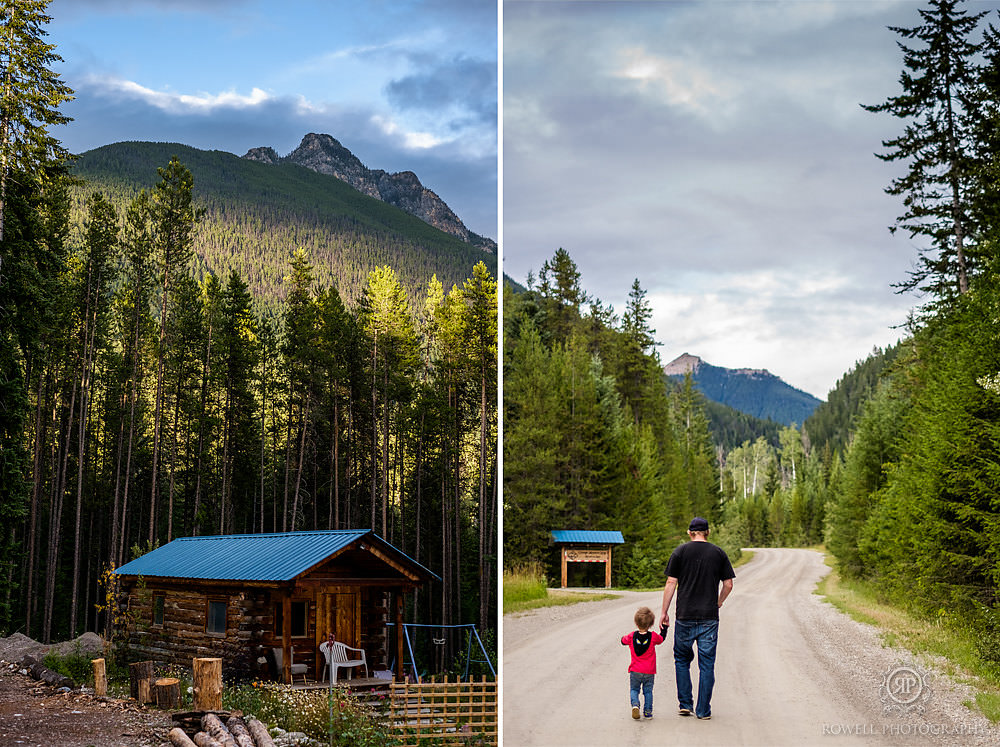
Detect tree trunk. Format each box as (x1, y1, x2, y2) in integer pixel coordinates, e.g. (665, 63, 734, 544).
(149, 264, 173, 544)
(192, 311, 214, 537)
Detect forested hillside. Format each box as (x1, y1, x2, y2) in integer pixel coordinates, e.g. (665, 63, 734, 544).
(665, 354, 822, 426)
(503, 252, 727, 585)
(0, 7, 497, 664)
(71, 141, 497, 314)
(803, 343, 900, 456)
(726, 0, 1000, 673)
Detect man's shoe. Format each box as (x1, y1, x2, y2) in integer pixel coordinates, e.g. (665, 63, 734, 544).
(678, 707, 692, 716)
(632, 706, 640, 720)
(697, 714, 712, 720)
(644, 713, 653, 719)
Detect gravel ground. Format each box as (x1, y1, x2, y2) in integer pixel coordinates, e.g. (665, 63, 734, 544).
(503, 548, 1000, 746)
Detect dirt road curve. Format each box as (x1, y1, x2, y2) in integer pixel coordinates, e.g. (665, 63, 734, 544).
(503, 548, 1000, 747)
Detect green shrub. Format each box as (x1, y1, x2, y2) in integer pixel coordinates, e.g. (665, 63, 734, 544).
(42, 647, 95, 686)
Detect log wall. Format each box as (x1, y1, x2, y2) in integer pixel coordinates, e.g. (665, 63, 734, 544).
(122, 581, 392, 677)
(125, 584, 268, 671)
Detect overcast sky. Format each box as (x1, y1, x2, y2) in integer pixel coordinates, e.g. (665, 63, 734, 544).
(503, 0, 1000, 400)
(47, 0, 497, 239)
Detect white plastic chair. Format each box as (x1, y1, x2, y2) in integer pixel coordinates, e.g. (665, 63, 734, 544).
(272, 646, 308, 683)
(320, 641, 369, 683)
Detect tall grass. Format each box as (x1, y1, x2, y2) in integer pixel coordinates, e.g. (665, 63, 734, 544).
(503, 562, 548, 613)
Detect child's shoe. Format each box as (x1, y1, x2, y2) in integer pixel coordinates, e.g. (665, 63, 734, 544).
(632, 706, 640, 720)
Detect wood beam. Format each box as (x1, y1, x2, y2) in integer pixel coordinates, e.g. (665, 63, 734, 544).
(282, 592, 291, 685)
(395, 592, 404, 682)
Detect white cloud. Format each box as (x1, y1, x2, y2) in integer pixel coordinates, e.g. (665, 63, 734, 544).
(87, 74, 272, 114)
(370, 114, 444, 150)
(615, 46, 731, 119)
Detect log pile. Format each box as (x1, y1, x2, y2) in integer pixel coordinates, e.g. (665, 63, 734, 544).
(19, 654, 73, 689)
(168, 713, 275, 747)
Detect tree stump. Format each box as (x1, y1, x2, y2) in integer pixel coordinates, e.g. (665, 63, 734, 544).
(155, 677, 181, 710)
(92, 658, 107, 697)
(192, 657, 223, 711)
(129, 660, 154, 703)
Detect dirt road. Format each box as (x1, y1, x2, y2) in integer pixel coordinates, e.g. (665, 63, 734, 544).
(502, 548, 999, 746)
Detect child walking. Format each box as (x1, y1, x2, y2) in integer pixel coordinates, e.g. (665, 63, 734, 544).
(621, 606, 669, 720)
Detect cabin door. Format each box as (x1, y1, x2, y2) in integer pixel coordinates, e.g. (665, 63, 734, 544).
(317, 591, 358, 649)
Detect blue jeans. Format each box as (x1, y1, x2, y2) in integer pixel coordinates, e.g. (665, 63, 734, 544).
(673, 619, 719, 718)
(629, 671, 654, 716)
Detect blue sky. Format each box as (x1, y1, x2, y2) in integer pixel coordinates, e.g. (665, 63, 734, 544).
(47, 0, 497, 238)
(504, 0, 1000, 399)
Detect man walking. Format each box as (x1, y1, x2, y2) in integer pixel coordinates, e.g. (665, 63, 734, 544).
(659, 517, 735, 721)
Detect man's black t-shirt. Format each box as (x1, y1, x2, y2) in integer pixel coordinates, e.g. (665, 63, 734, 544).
(664, 540, 736, 621)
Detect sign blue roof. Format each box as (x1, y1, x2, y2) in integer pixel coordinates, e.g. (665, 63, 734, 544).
(551, 530, 625, 545)
(113, 529, 439, 582)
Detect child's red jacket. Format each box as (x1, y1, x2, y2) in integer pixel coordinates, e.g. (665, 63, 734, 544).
(621, 624, 668, 674)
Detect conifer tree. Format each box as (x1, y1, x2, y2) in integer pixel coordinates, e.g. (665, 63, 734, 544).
(864, 0, 987, 298)
(0, 0, 72, 247)
(149, 158, 199, 542)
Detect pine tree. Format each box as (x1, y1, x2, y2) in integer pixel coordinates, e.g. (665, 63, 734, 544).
(0, 0, 72, 246)
(148, 158, 200, 543)
(863, 0, 987, 298)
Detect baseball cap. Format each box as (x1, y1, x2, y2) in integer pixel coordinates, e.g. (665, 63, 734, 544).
(689, 517, 709, 532)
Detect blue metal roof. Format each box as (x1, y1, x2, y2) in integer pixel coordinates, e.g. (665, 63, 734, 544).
(113, 530, 439, 582)
(551, 530, 625, 545)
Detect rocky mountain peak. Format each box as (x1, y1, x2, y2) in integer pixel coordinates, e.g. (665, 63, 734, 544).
(243, 146, 280, 165)
(242, 133, 496, 253)
(663, 353, 703, 376)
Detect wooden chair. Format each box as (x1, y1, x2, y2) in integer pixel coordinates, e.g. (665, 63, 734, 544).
(272, 647, 308, 683)
(320, 642, 369, 684)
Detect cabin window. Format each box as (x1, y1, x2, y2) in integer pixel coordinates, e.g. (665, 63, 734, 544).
(152, 595, 165, 627)
(207, 600, 227, 635)
(273, 600, 307, 638)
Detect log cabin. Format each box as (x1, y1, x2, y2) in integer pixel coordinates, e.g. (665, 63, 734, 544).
(113, 530, 438, 683)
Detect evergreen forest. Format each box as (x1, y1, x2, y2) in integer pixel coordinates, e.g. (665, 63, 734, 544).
(0, 1, 498, 666)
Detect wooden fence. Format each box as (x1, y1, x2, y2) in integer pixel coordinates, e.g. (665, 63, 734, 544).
(388, 676, 497, 746)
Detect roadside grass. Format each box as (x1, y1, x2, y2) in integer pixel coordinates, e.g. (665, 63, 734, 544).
(734, 550, 756, 569)
(815, 552, 1000, 723)
(503, 562, 619, 614)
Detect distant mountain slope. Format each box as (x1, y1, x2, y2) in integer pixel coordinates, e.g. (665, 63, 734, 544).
(664, 353, 822, 426)
(804, 342, 902, 454)
(245, 133, 497, 253)
(71, 141, 497, 311)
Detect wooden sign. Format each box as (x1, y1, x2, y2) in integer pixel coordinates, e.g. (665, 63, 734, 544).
(565, 548, 608, 563)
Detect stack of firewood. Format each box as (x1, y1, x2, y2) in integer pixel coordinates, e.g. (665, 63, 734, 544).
(167, 713, 275, 747)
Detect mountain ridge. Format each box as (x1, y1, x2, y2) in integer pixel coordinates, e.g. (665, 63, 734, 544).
(244, 133, 496, 254)
(664, 352, 822, 427)
(71, 140, 497, 312)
